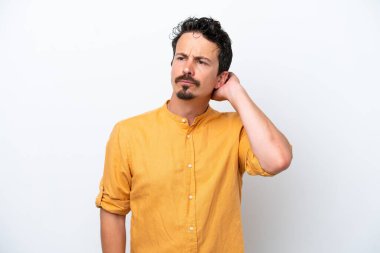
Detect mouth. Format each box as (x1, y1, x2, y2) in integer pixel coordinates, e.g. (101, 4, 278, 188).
(178, 80, 196, 85)
(175, 75, 200, 87)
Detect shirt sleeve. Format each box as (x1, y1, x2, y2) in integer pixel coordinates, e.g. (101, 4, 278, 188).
(95, 122, 132, 215)
(238, 127, 274, 177)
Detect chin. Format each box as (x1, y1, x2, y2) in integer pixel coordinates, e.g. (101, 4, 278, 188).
(176, 91, 195, 100)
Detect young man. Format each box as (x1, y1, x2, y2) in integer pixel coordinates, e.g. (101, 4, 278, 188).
(96, 17, 292, 253)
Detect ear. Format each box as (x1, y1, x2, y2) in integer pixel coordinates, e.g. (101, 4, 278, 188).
(215, 71, 230, 89)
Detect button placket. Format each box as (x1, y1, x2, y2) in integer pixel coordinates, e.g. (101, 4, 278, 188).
(185, 128, 197, 249)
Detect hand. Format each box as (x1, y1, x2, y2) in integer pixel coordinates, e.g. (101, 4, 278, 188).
(211, 72, 245, 102)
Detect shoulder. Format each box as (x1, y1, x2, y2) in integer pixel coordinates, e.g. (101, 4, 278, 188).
(211, 110, 243, 127)
(110, 106, 161, 139)
(118, 107, 159, 127)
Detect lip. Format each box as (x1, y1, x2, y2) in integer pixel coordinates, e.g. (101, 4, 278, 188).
(178, 80, 195, 85)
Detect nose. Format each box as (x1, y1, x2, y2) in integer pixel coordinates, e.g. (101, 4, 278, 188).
(182, 60, 194, 76)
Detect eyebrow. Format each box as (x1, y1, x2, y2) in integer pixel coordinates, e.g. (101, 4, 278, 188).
(175, 53, 212, 63)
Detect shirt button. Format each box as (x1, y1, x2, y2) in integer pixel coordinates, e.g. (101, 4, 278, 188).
(187, 163, 192, 168)
(189, 226, 194, 231)
(188, 195, 193, 200)
(181, 118, 187, 123)
(186, 134, 191, 138)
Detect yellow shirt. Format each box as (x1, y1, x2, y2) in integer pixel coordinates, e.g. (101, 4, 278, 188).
(96, 100, 274, 253)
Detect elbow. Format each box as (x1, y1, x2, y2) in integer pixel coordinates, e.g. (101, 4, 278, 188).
(265, 145, 293, 175)
(278, 152, 293, 172)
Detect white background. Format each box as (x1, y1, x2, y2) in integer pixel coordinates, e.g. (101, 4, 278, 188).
(1, 0, 379, 252)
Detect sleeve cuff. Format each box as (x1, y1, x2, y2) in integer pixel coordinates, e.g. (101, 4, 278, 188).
(245, 151, 275, 177)
(95, 187, 131, 215)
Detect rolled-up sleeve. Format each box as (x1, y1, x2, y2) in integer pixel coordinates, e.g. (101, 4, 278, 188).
(238, 127, 274, 177)
(96, 123, 132, 215)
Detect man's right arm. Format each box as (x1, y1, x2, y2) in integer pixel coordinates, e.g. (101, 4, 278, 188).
(100, 208, 126, 253)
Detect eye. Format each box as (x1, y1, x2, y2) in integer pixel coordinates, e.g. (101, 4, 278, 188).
(176, 56, 185, 61)
(197, 59, 207, 65)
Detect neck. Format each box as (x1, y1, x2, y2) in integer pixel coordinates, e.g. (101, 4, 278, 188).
(167, 93, 210, 125)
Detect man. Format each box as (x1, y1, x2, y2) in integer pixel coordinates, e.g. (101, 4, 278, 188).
(96, 17, 292, 253)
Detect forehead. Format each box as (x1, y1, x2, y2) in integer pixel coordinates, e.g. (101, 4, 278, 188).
(175, 32, 219, 59)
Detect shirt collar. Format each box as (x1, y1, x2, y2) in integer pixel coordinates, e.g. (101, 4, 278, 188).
(161, 99, 217, 126)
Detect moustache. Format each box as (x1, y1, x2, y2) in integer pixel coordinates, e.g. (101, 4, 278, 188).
(175, 75, 200, 87)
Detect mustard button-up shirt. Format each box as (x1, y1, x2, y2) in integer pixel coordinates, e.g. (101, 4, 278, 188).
(96, 100, 274, 253)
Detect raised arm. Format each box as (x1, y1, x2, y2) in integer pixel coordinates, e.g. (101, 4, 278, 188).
(213, 72, 293, 175)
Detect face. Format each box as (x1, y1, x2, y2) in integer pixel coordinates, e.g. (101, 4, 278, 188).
(171, 32, 224, 100)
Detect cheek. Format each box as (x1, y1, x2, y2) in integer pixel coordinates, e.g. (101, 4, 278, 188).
(171, 64, 181, 77)
(200, 79, 218, 93)
(171, 67, 178, 81)
(203, 75, 218, 87)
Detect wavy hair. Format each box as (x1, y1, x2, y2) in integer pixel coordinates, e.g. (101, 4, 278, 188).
(171, 17, 233, 75)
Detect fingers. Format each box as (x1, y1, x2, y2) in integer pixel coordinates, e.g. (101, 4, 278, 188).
(225, 72, 231, 83)
(225, 72, 238, 84)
